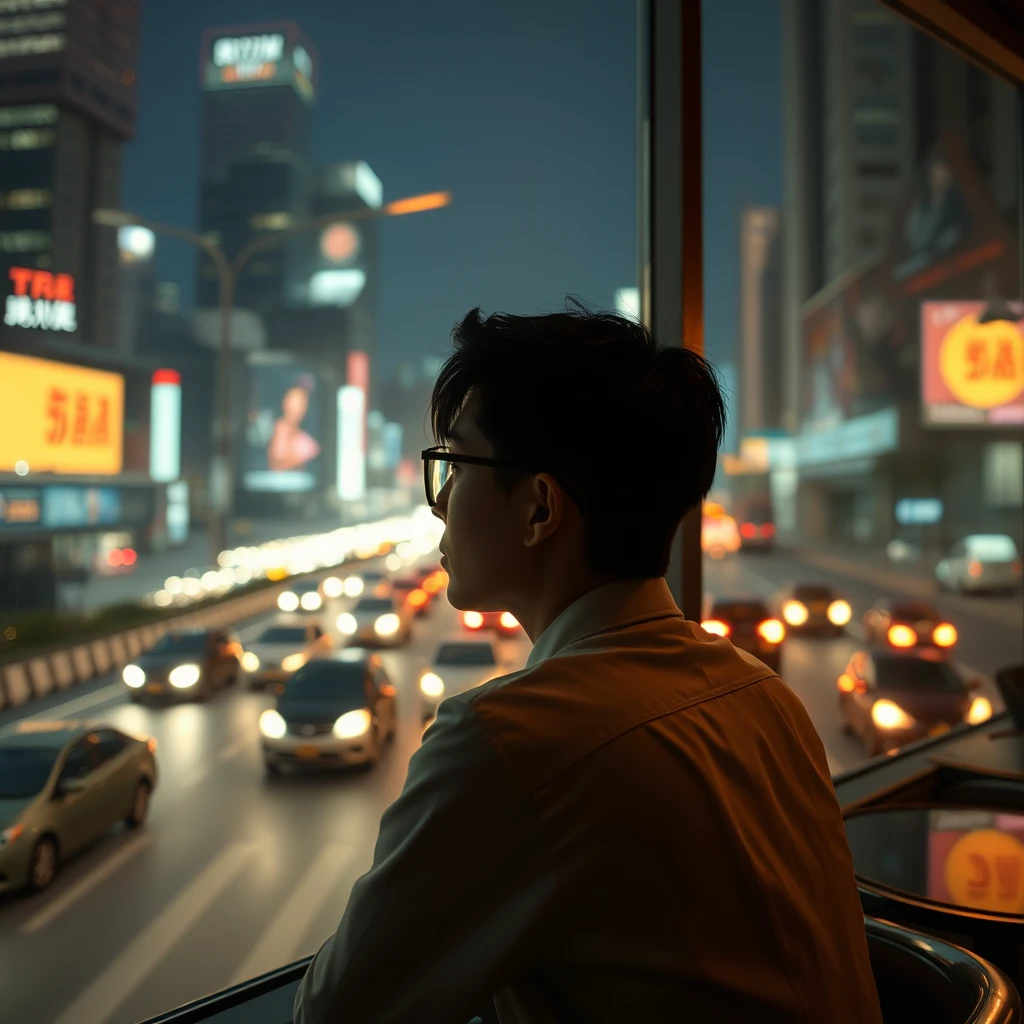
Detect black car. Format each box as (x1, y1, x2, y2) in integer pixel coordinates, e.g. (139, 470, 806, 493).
(258, 651, 397, 773)
(701, 597, 785, 673)
(776, 582, 852, 636)
(838, 648, 990, 757)
(122, 629, 242, 703)
(862, 599, 958, 653)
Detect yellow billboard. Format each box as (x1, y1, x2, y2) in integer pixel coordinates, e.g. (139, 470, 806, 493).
(0, 352, 124, 475)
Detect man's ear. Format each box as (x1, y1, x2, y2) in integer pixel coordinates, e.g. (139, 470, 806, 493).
(524, 474, 564, 547)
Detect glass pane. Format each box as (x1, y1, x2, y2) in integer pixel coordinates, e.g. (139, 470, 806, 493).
(703, 0, 1023, 779)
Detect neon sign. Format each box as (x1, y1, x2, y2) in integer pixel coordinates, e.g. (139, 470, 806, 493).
(211, 33, 284, 82)
(4, 267, 76, 332)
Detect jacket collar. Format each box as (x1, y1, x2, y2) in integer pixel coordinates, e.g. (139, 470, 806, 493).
(526, 577, 681, 669)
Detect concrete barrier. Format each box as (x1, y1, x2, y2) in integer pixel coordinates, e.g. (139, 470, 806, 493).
(51, 650, 75, 690)
(28, 657, 53, 698)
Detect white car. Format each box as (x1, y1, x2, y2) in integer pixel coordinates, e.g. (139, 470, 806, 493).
(336, 594, 412, 647)
(419, 636, 516, 720)
(242, 622, 333, 689)
(936, 534, 1023, 594)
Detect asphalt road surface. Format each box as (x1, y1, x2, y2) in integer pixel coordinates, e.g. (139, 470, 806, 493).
(0, 551, 1019, 1023)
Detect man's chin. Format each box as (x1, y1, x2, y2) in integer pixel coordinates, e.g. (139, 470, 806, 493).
(444, 577, 489, 613)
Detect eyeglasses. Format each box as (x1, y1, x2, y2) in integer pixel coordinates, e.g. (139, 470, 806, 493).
(421, 446, 585, 510)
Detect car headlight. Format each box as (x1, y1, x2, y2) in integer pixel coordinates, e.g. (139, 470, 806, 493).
(278, 592, 300, 612)
(1, 823, 25, 846)
(334, 708, 372, 739)
(967, 696, 993, 725)
(336, 612, 357, 635)
(259, 709, 287, 739)
(123, 664, 146, 688)
(300, 592, 322, 611)
(169, 663, 201, 689)
(871, 699, 915, 730)
(281, 652, 306, 673)
(241, 652, 260, 672)
(322, 576, 343, 599)
(827, 600, 852, 626)
(782, 600, 808, 626)
(342, 576, 364, 597)
(374, 613, 400, 637)
(420, 671, 445, 698)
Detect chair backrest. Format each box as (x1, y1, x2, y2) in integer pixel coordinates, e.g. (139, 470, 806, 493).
(866, 917, 1021, 1024)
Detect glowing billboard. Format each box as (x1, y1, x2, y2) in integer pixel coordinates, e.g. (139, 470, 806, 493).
(0, 352, 124, 475)
(922, 301, 1024, 426)
(5, 267, 76, 333)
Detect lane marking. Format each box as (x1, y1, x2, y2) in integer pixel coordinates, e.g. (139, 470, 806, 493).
(23, 682, 123, 722)
(21, 832, 153, 935)
(231, 843, 355, 985)
(52, 841, 258, 1024)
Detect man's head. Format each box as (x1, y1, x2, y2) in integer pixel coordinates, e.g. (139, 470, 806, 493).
(427, 301, 725, 632)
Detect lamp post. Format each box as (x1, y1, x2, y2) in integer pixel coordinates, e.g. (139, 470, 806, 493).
(94, 191, 451, 564)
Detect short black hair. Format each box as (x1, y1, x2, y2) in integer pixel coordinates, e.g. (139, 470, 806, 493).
(430, 299, 726, 578)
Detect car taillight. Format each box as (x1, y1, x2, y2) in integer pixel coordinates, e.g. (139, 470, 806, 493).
(499, 612, 518, 629)
(760, 523, 775, 538)
(968, 560, 983, 578)
(462, 611, 484, 629)
(932, 622, 958, 647)
(1013, 561, 1023, 576)
(887, 624, 917, 648)
(838, 673, 867, 695)
(147, 737, 157, 753)
(407, 588, 427, 608)
(740, 522, 757, 539)
(701, 619, 731, 637)
(757, 618, 785, 644)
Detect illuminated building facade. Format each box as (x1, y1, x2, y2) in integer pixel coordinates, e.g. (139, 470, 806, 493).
(0, 0, 139, 348)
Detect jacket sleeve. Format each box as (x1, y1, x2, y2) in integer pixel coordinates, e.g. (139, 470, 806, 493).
(293, 695, 558, 1024)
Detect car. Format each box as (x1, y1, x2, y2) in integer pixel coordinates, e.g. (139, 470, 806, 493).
(242, 622, 334, 690)
(336, 594, 413, 647)
(122, 629, 242, 702)
(837, 648, 992, 757)
(461, 609, 522, 636)
(777, 582, 852, 636)
(862, 599, 958, 653)
(390, 575, 435, 617)
(337, 568, 392, 600)
(0, 721, 157, 893)
(701, 597, 785, 673)
(277, 578, 325, 613)
(419, 636, 515, 720)
(701, 512, 740, 559)
(737, 510, 776, 553)
(259, 650, 397, 773)
(936, 534, 1023, 594)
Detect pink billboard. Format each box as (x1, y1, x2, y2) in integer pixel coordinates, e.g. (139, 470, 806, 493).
(921, 300, 1024, 426)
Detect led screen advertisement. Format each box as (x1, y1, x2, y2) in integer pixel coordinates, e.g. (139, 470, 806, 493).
(202, 24, 316, 98)
(921, 301, 1024, 426)
(0, 352, 124, 475)
(243, 365, 322, 492)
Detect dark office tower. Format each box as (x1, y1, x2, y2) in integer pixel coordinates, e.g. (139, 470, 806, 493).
(197, 23, 316, 320)
(0, 0, 139, 347)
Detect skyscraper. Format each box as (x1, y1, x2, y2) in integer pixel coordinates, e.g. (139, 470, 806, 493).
(197, 23, 316, 319)
(0, 0, 140, 347)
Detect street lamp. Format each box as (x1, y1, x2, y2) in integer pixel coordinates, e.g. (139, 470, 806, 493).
(93, 191, 451, 563)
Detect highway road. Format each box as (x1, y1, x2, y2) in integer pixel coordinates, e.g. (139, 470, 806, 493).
(0, 550, 1020, 1023)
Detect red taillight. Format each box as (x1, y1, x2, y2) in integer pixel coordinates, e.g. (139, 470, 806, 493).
(932, 622, 958, 648)
(499, 612, 519, 629)
(462, 611, 484, 629)
(107, 549, 123, 567)
(701, 619, 731, 637)
(887, 624, 917, 648)
(407, 588, 427, 608)
(740, 522, 757, 539)
(1013, 561, 1023, 576)
(760, 523, 775, 538)
(838, 673, 855, 693)
(757, 618, 785, 644)
(968, 560, 983, 578)
(122, 548, 137, 566)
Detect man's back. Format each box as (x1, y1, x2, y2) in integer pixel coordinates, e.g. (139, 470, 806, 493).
(295, 579, 882, 1024)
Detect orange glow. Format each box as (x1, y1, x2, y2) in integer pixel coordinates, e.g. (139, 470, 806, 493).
(701, 619, 730, 638)
(147, 737, 157, 753)
(499, 611, 519, 629)
(968, 560, 983, 578)
(756, 618, 785, 645)
(932, 622, 958, 648)
(407, 588, 427, 608)
(384, 191, 452, 217)
(838, 673, 856, 693)
(107, 548, 124, 567)
(122, 547, 137, 566)
(888, 624, 917, 648)
(267, 567, 287, 581)
(463, 611, 484, 629)
(740, 522, 757, 539)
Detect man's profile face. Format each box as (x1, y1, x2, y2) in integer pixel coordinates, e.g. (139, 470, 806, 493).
(433, 405, 524, 613)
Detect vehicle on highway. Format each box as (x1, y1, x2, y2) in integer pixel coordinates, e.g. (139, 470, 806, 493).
(390, 574, 435, 617)
(777, 582, 852, 636)
(701, 597, 785, 673)
(419, 635, 513, 719)
(242, 622, 333, 690)
(862, 599, 958, 653)
(259, 650, 396, 773)
(339, 568, 392, 600)
(461, 609, 521, 636)
(700, 508, 740, 560)
(277, 578, 324, 613)
(0, 721, 157, 893)
(336, 594, 413, 647)
(837, 648, 992, 757)
(122, 629, 242, 703)
(935, 534, 1023, 594)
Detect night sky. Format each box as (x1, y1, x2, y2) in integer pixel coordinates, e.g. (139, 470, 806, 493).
(122, 0, 781, 375)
